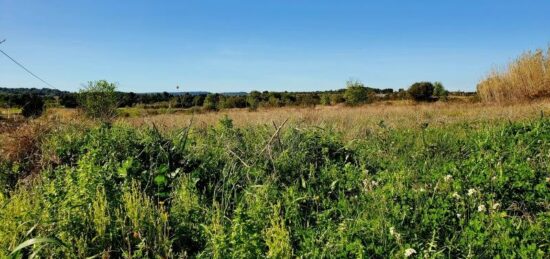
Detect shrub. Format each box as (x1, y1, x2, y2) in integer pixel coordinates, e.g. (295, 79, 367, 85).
(477, 46, 550, 103)
(433, 81, 448, 100)
(59, 93, 78, 108)
(408, 81, 434, 101)
(320, 94, 331, 105)
(344, 80, 368, 106)
(78, 80, 118, 121)
(247, 91, 261, 111)
(20, 94, 44, 118)
(203, 94, 218, 111)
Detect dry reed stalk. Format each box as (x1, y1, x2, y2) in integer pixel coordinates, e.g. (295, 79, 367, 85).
(478, 46, 550, 103)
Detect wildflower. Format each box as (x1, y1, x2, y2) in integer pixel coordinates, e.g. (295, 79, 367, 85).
(451, 192, 461, 199)
(389, 226, 401, 240)
(467, 188, 477, 196)
(404, 248, 416, 257)
(456, 213, 461, 218)
(478, 204, 486, 212)
(371, 180, 379, 187)
(443, 174, 453, 182)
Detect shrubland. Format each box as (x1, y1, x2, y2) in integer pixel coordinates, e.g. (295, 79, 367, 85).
(0, 103, 549, 257)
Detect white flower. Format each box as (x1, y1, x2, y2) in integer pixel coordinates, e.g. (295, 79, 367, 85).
(456, 213, 461, 218)
(404, 248, 417, 257)
(467, 188, 477, 196)
(444, 174, 453, 182)
(371, 180, 379, 187)
(389, 226, 401, 240)
(451, 192, 461, 199)
(492, 203, 500, 210)
(478, 204, 486, 212)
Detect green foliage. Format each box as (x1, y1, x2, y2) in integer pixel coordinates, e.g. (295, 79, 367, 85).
(246, 91, 261, 111)
(78, 80, 118, 120)
(409, 81, 435, 101)
(20, 94, 45, 118)
(344, 80, 369, 105)
(320, 94, 331, 105)
(1, 117, 549, 257)
(203, 94, 218, 111)
(433, 81, 448, 99)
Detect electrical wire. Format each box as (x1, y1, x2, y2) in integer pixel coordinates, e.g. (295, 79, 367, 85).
(0, 48, 57, 89)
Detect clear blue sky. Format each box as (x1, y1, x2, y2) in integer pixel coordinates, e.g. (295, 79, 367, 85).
(1, 0, 549, 93)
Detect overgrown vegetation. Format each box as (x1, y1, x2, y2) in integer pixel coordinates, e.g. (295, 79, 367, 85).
(344, 80, 369, 106)
(78, 80, 119, 121)
(1, 113, 548, 257)
(477, 46, 550, 103)
(20, 94, 44, 118)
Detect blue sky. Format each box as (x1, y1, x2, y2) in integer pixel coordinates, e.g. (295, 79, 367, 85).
(1, 0, 549, 93)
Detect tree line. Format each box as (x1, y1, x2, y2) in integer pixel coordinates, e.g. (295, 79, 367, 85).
(1, 80, 469, 118)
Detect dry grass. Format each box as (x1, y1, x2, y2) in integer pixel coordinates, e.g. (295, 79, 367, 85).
(119, 100, 550, 138)
(477, 46, 550, 103)
(0, 108, 84, 163)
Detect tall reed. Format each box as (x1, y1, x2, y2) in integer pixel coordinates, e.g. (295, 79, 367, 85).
(477, 46, 550, 102)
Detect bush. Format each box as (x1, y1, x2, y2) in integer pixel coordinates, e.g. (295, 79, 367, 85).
(433, 81, 448, 100)
(78, 80, 118, 121)
(59, 93, 78, 108)
(203, 94, 218, 111)
(344, 80, 368, 106)
(408, 81, 434, 101)
(247, 91, 261, 111)
(20, 94, 44, 118)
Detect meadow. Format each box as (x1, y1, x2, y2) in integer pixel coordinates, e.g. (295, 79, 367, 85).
(1, 100, 549, 258)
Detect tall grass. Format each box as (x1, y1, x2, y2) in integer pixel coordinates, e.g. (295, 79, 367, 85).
(1, 104, 550, 257)
(478, 46, 550, 102)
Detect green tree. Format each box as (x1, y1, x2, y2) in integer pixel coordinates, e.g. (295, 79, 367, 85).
(203, 94, 218, 111)
(408, 81, 435, 101)
(78, 80, 118, 121)
(343, 80, 368, 106)
(20, 94, 45, 118)
(247, 91, 261, 111)
(433, 81, 448, 100)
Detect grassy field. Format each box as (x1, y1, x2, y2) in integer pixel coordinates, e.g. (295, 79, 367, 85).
(1, 101, 549, 258)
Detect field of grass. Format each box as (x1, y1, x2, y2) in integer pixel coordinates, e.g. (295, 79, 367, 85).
(1, 101, 549, 258)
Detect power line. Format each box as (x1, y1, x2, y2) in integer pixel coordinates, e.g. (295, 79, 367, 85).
(0, 41, 57, 89)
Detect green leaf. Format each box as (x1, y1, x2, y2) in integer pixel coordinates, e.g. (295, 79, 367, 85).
(154, 175, 167, 186)
(10, 237, 64, 256)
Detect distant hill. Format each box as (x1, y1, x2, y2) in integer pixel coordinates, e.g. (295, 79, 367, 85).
(167, 91, 248, 96)
(0, 88, 248, 97)
(0, 87, 69, 96)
